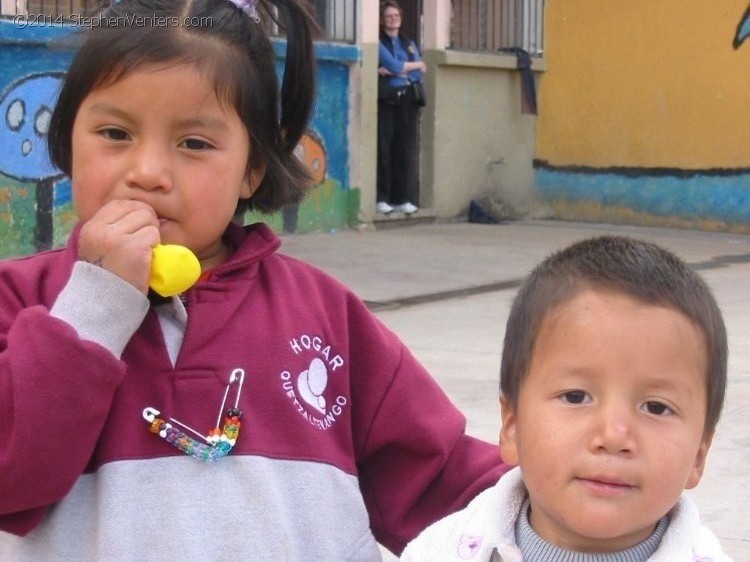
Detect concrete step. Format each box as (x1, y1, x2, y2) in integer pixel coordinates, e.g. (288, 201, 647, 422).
(373, 208, 437, 230)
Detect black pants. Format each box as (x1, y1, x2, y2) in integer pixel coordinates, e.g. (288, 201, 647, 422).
(377, 89, 419, 205)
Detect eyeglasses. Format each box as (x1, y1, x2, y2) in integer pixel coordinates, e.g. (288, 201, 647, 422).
(383, 13, 401, 20)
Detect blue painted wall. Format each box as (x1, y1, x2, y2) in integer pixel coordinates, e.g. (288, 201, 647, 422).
(536, 167, 750, 231)
(535, 2, 750, 233)
(0, 20, 360, 259)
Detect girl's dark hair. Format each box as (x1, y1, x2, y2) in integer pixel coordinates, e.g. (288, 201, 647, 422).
(48, 0, 318, 214)
(500, 235, 727, 434)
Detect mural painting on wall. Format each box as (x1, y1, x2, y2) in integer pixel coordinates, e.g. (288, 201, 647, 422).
(1, 50, 351, 258)
(0, 110, 327, 258)
(274, 59, 354, 234)
(0, 72, 66, 255)
(1, 100, 331, 258)
(734, 5, 750, 48)
(296, 130, 327, 185)
(280, 130, 328, 233)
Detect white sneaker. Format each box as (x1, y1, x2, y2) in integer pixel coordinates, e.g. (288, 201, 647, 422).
(393, 202, 418, 214)
(376, 201, 394, 214)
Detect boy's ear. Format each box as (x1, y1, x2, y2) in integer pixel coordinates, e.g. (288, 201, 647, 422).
(499, 394, 520, 467)
(241, 162, 267, 199)
(685, 431, 714, 490)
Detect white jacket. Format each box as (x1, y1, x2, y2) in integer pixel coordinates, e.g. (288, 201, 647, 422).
(401, 467, 733, 562)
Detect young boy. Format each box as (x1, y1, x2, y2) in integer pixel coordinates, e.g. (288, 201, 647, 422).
(401, 236, 732, 561)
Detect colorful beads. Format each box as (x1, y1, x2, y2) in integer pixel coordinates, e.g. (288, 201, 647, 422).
(142, 368, 246, 463)
(148, 419, 163, 434)
(148, 421, 236, 462)
(207, 428, 222, 445)
(222, 412, 242, 444)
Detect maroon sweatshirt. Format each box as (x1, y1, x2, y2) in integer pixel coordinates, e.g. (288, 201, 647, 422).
(0, 221, 508, 560)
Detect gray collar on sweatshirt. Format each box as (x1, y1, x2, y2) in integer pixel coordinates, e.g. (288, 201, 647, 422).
(514, 497, 669, 562)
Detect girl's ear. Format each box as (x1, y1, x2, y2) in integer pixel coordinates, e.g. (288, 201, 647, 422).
(499, 395, 520, 467)
(241, 162, 267, 199)
(685, 431, 714, 490)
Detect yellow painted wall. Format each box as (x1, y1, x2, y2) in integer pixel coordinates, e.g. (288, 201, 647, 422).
(537, 1, 750, 169)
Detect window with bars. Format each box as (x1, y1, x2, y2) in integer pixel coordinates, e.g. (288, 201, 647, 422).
(311, 0, 355, 43)
(451, 0, 545, 56)
(3, 0, 356, 43)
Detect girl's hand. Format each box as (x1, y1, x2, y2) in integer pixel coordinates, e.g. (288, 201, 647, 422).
(77, 200, 161, 294)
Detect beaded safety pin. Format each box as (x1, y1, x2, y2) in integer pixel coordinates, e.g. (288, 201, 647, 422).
(143, 368, 245, 462)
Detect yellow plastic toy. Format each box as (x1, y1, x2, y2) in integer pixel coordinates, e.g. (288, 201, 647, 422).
(149, 244, 201, 297)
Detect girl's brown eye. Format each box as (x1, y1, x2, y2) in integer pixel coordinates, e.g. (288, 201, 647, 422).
(183, 138, 211, 150)
(101, 128, 129, 141)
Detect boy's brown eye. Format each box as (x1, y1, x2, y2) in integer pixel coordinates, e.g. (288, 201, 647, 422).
(562, 390, 587, 404)
(644, 401, 670, 416)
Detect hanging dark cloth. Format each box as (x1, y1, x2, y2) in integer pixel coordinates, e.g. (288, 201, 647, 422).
(501, 47, 537, 115)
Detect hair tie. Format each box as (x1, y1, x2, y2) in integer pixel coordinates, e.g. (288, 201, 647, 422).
(228, 0, 260, 22)
(111, 0, 259, 22)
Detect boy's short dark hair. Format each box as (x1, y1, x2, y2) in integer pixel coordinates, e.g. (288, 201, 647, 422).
(500, 235, 727, 434)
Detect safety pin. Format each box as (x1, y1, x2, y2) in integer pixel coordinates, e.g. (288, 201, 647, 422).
(209, 368, 244, 444)
(142, 368, 246, 462)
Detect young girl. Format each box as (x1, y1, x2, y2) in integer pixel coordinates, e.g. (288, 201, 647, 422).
(0, 0, 507, 559)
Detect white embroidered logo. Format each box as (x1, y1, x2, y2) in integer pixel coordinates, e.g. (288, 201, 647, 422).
(297, 357, 328, 413)
(280, 334, 348, 430)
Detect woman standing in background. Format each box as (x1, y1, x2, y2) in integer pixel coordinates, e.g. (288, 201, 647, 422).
(376, 0, 425, 215)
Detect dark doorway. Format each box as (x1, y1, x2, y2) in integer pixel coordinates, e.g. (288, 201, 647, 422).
(398, 0, 421, 44)
(379, 0, 423, 209)
(400, 0, 421, 207)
